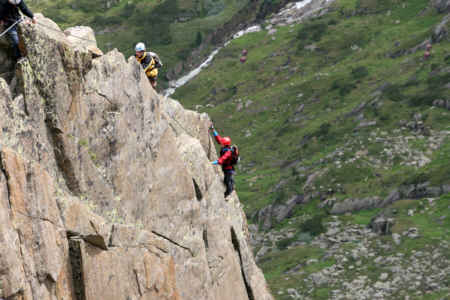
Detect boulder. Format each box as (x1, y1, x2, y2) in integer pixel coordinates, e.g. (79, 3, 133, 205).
(380, 189, 401, 207)
(432, 14, 450, 43)
(331, 197, 382, 214)
(273, 195, 304, 222)
(258, 205, 273, 230)
(369, 216, 395, 235)
(431, 0, 450, 13)
(64, 26, 103, 57)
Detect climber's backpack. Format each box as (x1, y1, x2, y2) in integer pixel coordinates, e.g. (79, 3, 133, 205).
(230, 145, 240, 165)
(220, 145, 240, 165)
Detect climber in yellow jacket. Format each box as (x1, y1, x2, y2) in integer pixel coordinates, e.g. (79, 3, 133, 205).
(135, 42, 162, 89)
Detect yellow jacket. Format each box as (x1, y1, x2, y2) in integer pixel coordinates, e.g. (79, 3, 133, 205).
(136, 52, 159, 79)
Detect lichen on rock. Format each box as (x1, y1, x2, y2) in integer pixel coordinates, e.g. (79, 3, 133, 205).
(0, 14, 273, 300)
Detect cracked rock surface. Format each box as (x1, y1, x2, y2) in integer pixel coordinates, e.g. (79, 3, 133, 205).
(0, 14, 272, 300)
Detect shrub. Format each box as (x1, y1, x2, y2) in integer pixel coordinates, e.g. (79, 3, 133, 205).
(328, 19, 338, 26)
(121, 3, 136, 18)
(300, 214, 326, 236)
(195, 32, 203, 47)
(313, 123, 331, 139)
(403, 172, 430, 185)
(297, 22, 327, 42)
(276, 237, 295, 250)
(331, 79, 356, 96)
(351, 66, 369, 80)
(383, 84, 403, 102)
(445, 54, 450, 65)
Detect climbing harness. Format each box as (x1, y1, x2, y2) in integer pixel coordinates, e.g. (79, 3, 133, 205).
(0, 17, 23, 38)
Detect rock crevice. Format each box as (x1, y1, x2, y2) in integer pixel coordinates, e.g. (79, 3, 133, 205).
(0, 14, 273, 300)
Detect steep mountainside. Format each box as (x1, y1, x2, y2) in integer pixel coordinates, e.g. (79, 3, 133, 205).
(173, 0, 450, 298)
(0, 15, 273, 300)
(28, 0, 296, 87)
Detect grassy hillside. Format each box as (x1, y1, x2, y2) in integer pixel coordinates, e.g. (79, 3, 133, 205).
(173, 0, 450, 298)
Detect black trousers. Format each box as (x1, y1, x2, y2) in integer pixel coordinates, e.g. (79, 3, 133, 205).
(6, 25, 21, 59)
(223, 170, 234, 197)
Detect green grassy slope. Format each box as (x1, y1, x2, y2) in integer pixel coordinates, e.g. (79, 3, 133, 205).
(175, 0, 449, 214)
(173, 0, 449, 297)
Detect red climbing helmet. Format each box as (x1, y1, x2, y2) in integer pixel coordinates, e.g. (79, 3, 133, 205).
(222, 137, 231, 146)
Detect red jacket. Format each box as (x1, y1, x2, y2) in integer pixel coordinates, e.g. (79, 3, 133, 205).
(215, 134, 234, 170)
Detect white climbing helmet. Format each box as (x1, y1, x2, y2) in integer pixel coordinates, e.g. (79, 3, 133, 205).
(8, 0, 22, 5)
(135, 42, 146, 52)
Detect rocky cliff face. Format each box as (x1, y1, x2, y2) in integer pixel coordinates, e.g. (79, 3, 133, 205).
(0, 15, 273, 300)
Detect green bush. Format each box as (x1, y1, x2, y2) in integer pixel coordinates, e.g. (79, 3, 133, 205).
(328, 19, 338, 25)
(120, 3, 136, 18)
(445, 54, 450, 65)
(300, 214, 326, 237)
(331, 79, 356, 96)
(92, 15, 122, 27)
(297, 22, 327, 42)
(383, 84, 403, 102)
(77, 0, 104, 13)
(276, 237, 295, 250)
(195, 32, 203, 47)
(351, 66, 369, 80)
(313, 123, 331, 139)
(409, 72, 449, 106)
(403, 172, 430, 185)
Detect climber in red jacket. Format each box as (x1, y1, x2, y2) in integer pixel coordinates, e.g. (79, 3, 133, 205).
(209, 122, 239, 198)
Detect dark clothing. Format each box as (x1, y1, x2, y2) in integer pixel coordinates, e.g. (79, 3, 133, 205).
(0, 0, 34, 25)
(1, 0, 34, 59)
(224, 170, 234, 197)
(6, 25, 20, 58)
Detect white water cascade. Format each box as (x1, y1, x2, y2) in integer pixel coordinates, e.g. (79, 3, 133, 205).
(163, 0, 334, 97)
(163, 25, 261, 97)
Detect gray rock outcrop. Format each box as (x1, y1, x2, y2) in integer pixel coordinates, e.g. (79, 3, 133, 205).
(432, 14, 450, 43)
(0, 14, 273, 300)
(432, 0, 450, 13)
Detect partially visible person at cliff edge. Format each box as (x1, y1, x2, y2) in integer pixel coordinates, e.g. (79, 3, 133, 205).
(135, 42, 163, 89)
(0, 0, 36, 60)
(209, 122, 240, 198)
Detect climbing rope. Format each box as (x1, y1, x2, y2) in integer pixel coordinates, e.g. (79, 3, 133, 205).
(0, 17, 23, 38)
